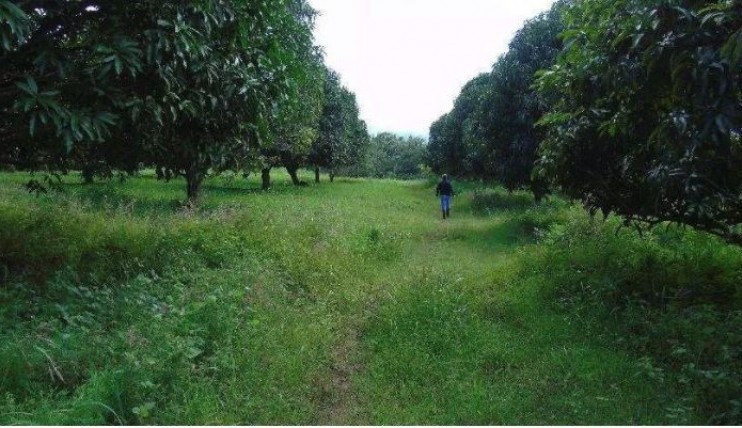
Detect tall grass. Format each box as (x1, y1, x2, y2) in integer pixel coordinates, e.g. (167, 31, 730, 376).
(0, 171, 739, 424)
(527, 213, 742, 424)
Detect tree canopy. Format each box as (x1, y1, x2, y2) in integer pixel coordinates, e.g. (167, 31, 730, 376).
(427, 74, 491, 178)
(365, 132, 427, 179)
(536, 0, 742, 245)
(427, 2, 565, 201)
(1, 0, 370, 200)
(310, 68, 369, 182)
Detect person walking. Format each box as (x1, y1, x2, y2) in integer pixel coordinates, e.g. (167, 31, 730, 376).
(435, 174, 455, 219)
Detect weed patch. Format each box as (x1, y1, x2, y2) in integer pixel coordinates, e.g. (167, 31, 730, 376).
(470, 187, 535, 214)
(526, 213, 742, 424)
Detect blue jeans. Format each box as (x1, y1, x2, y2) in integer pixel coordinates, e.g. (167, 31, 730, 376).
(440, 195, 451, 212)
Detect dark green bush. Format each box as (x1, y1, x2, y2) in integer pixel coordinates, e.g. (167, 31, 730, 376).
(470, 188, 535, 214)
(531, 213, 742, 423)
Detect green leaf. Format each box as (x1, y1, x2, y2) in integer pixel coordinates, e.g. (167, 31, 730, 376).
(1, 32, 10, 51)
(29, 114, 37, 136)
(15, 77, 38, 95)
(95, 112, 117, 127)
(186, 347, 203, 360)
(1, 1, 28, 20)
(62, 131, 74, 153)
(80, 117, 95, 140)
(26, 76, 37, 93)
(114, 57, 123, 75)
(721, 28, 742, 72)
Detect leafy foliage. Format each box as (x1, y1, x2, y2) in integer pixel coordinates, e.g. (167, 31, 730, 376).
(536, 0, 742, 245)
(310, 69, 369, 181)
(137, 0, 319, 200)
(0, 1, 28, 52)
(1, 0, 144, 168)
(0, 0, 320, 201)
(427, 74, 491, 178)
(262, 48, 326, 186)
(427, 2, 565, 200)
(364, 132, 427, 179)
(533, 210, 742, 424)
(480, 5, 564, 200)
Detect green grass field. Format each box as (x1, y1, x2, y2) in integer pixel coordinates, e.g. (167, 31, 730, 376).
(1, 170, 740, 424)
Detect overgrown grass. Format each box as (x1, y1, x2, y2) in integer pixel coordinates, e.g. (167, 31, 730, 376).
(528, 214, 742, 424)
(0, 171, 739, 424)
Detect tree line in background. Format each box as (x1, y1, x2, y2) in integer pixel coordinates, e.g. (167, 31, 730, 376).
(341, 132, 427, 180)
(429, 0, 742, 246)
(0, 0, 370, 201)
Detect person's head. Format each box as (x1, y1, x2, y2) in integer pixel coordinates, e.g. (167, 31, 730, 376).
(442, 174, 448, 182)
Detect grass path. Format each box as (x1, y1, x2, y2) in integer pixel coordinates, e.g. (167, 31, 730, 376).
(0, 172, 676, 424)
(235, 177, 665, 424)
(316, 183, 507, 424)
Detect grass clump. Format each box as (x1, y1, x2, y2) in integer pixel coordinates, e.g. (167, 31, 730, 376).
(525, 213, 742, 424)
(470, 187, 536, 214)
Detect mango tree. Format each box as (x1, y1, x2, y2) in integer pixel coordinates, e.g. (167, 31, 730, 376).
(310, 69, 368, 183)
(132, 0, 317, 202)
(260, 48, 325, 189)
(0, 0, 317, 202)
(537, 0, 742, 245)
(481, 3, 564, 200)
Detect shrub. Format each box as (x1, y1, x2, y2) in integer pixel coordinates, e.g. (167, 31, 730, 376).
(531, 212, 742, 423)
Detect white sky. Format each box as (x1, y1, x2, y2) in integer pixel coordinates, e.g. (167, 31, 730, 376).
(309, 0, 556, 138)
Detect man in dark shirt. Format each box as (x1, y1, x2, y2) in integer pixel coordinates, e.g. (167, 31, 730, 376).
(435, 174, 454, 219)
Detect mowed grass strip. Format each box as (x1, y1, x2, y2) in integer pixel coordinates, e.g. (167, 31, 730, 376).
(0, 171, 735, 424)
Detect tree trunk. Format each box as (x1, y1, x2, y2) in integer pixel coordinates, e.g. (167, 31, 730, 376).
(157, 166, 173, 181)
(286, 165, 300, 186)
(81, 166, 95, 184)
(261, 167, 271, 190)
(531, 180, 549, 204)
(329, 170, 335, 183)
(314, 166, 320, 183)
(185, 168, 202, 204)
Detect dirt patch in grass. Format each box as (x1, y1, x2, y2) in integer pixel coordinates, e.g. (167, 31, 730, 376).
(315, 328, 366, 424)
